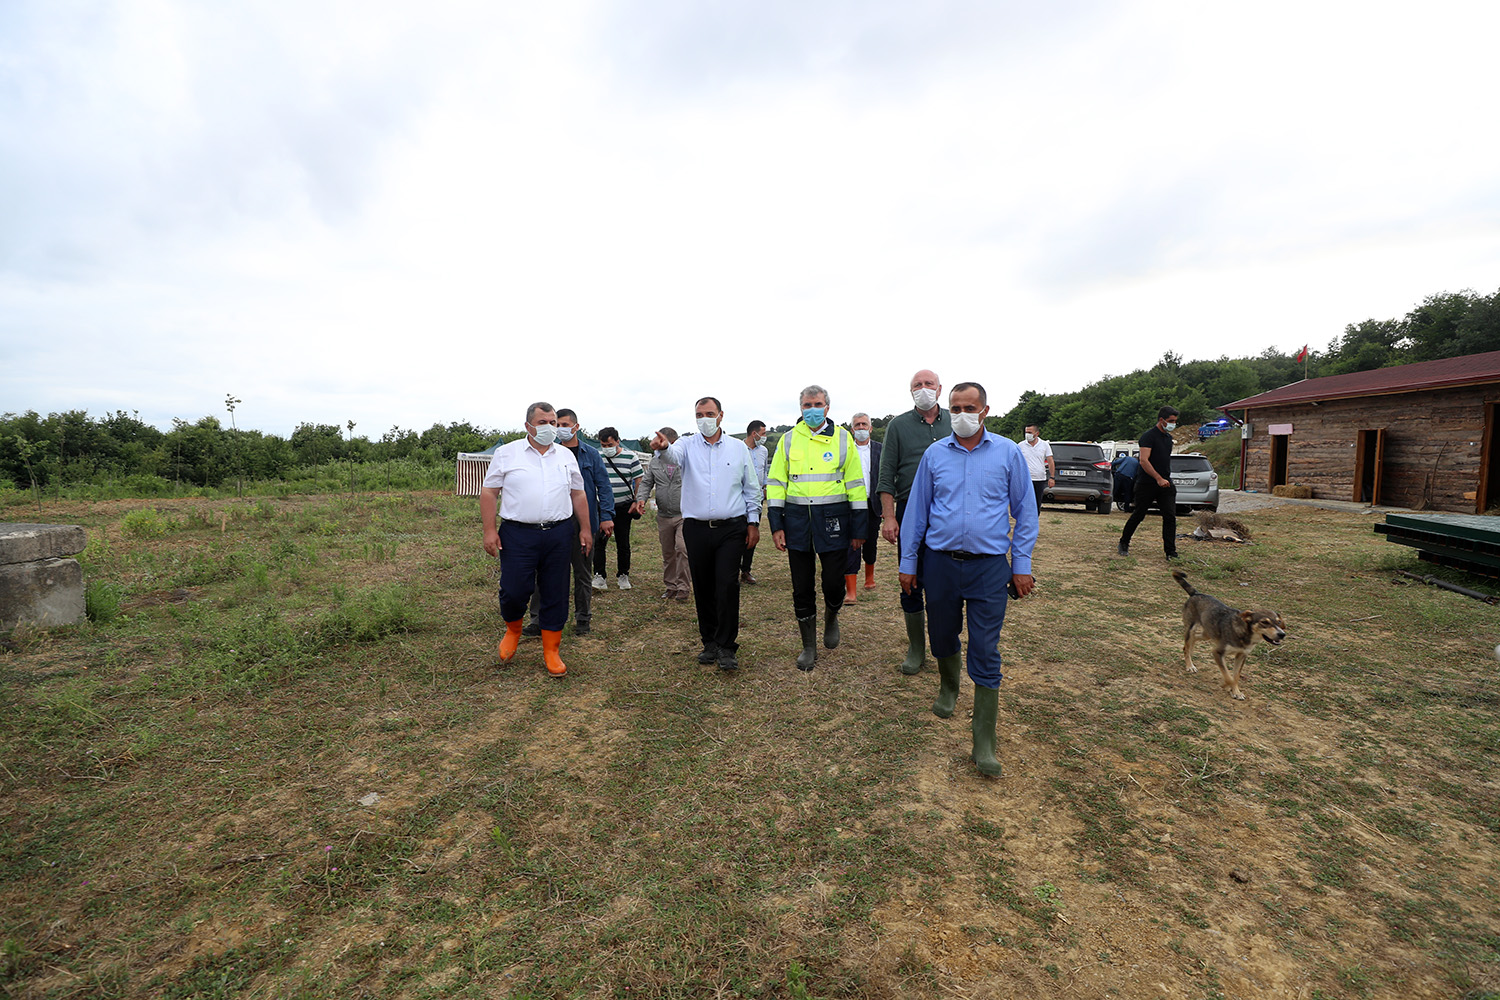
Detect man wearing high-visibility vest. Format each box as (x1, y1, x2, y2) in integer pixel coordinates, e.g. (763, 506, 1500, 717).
(768, 384, 868, 670)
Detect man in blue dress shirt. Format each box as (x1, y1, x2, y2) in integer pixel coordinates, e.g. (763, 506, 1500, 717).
(899, 382, 1038, 777)
(651, 397, 762, 672)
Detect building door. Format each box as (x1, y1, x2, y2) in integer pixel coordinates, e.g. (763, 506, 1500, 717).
(1353, 429, 1386, 505)
(1269, 434, 1288, 490)
(1480, 403, 1500, 513)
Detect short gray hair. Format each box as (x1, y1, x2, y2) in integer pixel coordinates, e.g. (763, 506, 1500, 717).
(799, 384, 830, 407)
(526, 401, 555, 424)
(851, 411, 870, 423)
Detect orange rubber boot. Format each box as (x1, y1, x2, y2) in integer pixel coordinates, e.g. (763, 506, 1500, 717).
(864, 563, 876, 589)
(498, 620, 524, 663)
(541, 630, 567, 677)
(844, 574, 858, 603)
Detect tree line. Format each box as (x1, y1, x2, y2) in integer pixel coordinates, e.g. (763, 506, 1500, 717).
(988, 287, 1500, 442)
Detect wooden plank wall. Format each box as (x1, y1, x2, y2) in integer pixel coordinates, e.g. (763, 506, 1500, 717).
(1240, 384, 1497, 512)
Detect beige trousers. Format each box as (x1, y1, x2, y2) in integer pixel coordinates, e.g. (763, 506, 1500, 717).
(657, 513, 690, 598)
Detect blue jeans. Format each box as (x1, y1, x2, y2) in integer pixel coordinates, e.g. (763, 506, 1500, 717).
(922, 548, 1011, 689)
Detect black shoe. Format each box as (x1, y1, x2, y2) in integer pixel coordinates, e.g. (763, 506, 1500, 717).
(573, 620, 591, 636)
(521, 621, 542, 638)
(697, 643, 719, 664)
(740, 572, 757, 585)
(716, 650, 738, 672)
(1165, 552, 1181, 562)
(1116, 543, 1129, 557)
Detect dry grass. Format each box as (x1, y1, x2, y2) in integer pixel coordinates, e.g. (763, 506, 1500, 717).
(2, 493, 1498, 999)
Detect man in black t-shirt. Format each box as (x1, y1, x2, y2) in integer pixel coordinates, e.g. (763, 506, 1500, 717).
(1117, 406, 1180, 560)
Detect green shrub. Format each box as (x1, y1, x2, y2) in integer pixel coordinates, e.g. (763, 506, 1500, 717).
(85, 581, 124, 624)
(120, 508, 172, 539)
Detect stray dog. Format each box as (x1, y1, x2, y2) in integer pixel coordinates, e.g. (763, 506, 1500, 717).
(1173, 570, 1286, 700)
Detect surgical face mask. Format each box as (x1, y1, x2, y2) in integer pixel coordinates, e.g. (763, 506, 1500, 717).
(1025, 432, 1037, 444)
(530, 423, 558, 447)
(802, 407, 826, 428)
(1165, 422, 1177, 432)
(912, 387, 939, 411)
(555, 426, 576, 443)
(601, 445, 620, 457)
(696, 416, 719, 438)
(951, 411, 984, 438)
(852, 429, 871, 443)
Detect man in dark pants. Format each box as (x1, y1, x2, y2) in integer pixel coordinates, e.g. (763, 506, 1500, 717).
(1118, 406, 1180, 560)
(481, 402, 594, 678)
(523, 408, 613, 637)
(843, 412, 882, 602)
(593, 427, 643, 591)
(877, 368, 952, 675)
(651, 398, 762, 672)
(740, 420, 769, 584)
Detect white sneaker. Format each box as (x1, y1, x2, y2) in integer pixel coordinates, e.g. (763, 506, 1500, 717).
(592, 574, 607, 591)
(617, 574, 632, 590)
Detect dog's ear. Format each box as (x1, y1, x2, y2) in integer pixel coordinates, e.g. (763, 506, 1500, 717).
(1240, 611, 1254, 622)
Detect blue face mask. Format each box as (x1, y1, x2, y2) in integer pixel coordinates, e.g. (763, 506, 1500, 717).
(802, 407, 826, 428)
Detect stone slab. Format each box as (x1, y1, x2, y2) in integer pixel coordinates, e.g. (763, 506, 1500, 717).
(0, 557, 85, 629)
(0, 523, 88, 565)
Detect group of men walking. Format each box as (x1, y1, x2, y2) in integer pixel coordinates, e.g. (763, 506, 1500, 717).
(479, 369, 1043, 777)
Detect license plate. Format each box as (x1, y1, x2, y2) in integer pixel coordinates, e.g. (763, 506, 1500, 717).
(1171, 478, 1195, 487)
(1058, 469, 1085, 477)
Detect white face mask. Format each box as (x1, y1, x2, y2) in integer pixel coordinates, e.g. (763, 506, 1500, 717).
(912, 387, 939, 411)
(696, 416, 720, 438)
(530, 423, 558, 447)
(555, 426, 576, 443)
(1165, 422, 1177, 432)
(951, 411, 984, 437)
(601, 445, 620, 457)
(1025, 432, 1037, 444)
(852, 429, 871, 443)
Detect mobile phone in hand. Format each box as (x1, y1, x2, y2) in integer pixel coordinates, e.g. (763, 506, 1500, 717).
(1007, 579, 1021, 599)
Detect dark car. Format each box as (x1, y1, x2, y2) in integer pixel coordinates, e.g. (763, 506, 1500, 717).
(1169, 453, 1219, 514)
(1042, 441, 1113, 514)
(1197, 417, 1235, 441)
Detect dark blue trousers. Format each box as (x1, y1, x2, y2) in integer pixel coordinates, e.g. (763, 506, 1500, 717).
(922, 548, 1011, 689)
(499, 521, 572, 631)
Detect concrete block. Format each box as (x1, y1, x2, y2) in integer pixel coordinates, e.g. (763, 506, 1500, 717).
(0, 523, 88, 566)
(0, 557, 85, 629)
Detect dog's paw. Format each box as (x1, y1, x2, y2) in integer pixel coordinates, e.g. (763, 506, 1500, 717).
(1231, 690, 1246, 701)
(1185, 664, 1198, 673)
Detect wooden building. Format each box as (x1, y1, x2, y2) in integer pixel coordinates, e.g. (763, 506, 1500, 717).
(1221, 350, 1500, 513)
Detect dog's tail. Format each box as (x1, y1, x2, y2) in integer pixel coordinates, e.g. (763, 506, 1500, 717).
(1172, 569, 1196, 595)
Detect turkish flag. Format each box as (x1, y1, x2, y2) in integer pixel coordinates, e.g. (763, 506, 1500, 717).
(1295, 345, 1308, 363)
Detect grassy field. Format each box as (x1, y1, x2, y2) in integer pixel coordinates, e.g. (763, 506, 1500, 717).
(2, 492, 1498, 999)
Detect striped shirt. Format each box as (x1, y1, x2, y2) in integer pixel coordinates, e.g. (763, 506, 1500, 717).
(600, 448, 644, 507)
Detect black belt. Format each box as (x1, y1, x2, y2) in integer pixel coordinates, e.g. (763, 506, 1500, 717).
(688, 515, 748, 528)
(937, 549, 996, 561)
(508, 519, 567, 530)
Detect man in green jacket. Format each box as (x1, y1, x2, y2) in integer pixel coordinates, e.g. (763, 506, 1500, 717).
(876, 369, 952, 675)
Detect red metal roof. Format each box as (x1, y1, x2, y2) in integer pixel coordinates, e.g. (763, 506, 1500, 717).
(1221, 350, 1500, 410)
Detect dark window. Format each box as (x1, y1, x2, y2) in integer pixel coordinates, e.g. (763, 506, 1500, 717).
(1170, 456, 1212, 473)
(1053, 444, 1106, 463)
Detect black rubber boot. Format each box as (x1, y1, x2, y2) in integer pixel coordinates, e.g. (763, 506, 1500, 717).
(899, 611, 927, 675)
(823, 603, 841, 649)
(971, 685, 1003, 777)
(796, 615, 818, 671)
(933, 654, 962, 719)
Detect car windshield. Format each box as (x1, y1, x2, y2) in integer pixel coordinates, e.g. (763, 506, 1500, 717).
(1170, 456, 1212, 473)
(1053, 444, 1105, 463)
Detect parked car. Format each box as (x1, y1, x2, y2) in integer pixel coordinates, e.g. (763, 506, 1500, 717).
(1169, 453, 1219, 514)
(1042, 441, 1113, 514)
(1197, 417, 1236, 441)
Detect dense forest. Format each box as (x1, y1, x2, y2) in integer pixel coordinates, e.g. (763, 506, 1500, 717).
(3, 288, 1497, 498)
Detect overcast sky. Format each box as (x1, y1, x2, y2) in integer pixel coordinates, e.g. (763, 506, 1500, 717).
(3, 1, 1498, 440)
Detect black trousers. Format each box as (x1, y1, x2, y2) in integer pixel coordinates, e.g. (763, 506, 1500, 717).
(683, 517, 748, 652)
(739, 541, 756, 575)
(498, 521, 572, 631)
(594, 506, 633, 577)
(527, 515, 592, 626)
(1119, 476, 1177, 555)
(788, 546, 848, 620)
(896, 497, 927, 614)
(843, 535, 876, 573)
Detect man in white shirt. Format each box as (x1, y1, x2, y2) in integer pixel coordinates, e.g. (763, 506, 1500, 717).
(1020, 424, 1055, 514)
(482, 402, 593, 677)
(650, 397, 762, 672)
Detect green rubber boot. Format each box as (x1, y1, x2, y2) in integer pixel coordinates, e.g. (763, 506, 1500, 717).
(796, 615, 818, 671)
(899, 611, 927, 675)
(971, 685, 1003, 777)
(932, 654, 962, 719)
(823, 603, 841, 649)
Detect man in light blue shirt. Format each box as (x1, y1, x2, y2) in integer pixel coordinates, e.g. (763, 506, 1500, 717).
(899, 381, 1037, 777)
(651, 397, 762, 672)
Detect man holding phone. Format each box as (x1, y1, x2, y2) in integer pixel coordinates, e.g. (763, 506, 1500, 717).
(898, 382, 1037, 777)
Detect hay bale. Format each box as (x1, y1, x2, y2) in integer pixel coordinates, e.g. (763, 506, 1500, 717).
(1272, 484, 1313, 499)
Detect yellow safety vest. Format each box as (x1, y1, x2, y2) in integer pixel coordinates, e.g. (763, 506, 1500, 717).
(766, 421, 869, 511)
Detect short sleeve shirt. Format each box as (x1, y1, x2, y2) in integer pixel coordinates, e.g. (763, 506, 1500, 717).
(483, 438, 584, 522)
(1136, 426, 1175, 479)
(1020, 438, 1053, 480)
